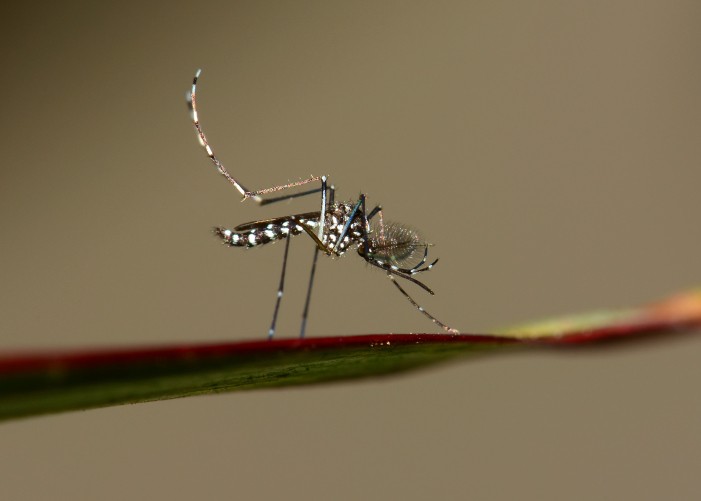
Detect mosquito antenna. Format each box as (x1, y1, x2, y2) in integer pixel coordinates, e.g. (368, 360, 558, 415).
(187, 69, 263, 203)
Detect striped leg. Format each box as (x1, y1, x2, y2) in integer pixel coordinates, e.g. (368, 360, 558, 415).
(299, 182, 333, 338)
(299, 247, 320, 338)
(387, 274, 458, 333)
(187, 69, 323, 205)
(268, 235, 292, 339)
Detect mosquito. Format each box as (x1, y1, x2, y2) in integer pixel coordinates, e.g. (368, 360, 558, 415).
(187, 69, 457, 338)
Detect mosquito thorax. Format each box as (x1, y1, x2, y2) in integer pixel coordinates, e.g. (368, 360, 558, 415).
(320, 201, 367, 255)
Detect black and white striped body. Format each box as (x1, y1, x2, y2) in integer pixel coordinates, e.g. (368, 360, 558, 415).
(216, 201, 366, 256)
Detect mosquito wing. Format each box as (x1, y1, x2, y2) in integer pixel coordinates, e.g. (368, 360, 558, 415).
(233, 211, 322, 232)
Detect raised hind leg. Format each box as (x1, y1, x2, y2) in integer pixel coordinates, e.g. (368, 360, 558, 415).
(187, 69, 323, 205)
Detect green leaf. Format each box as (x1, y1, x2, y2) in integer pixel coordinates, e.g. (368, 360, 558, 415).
(1, 289, 700, 421)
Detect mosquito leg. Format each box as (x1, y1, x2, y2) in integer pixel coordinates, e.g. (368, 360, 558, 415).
(392, 247, 439, 275)
(188, 69, 324, 205)
(367, 205, 382, 220)
(407, 254, 439, 274)
(360, 194, 371, 257)
(358, 204, 387, 265)
(365, 204, 386, 252)
(300, 246, 320, 338)
(247, 175, 322, 202)
(187, 70, 262, 203)
(299, 176, 328, 337)
(387, 273, 458, 333)
(333, 196, 363, 253)
(268, 234, 292, 339)
(258, 186, 323, 206)
(317, 176, 328, 241)
(365, 259, 435, 294)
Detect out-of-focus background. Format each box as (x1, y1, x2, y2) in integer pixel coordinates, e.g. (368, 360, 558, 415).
(1, 1, 700, 499)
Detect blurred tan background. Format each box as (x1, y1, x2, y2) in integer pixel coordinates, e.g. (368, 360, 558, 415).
(1, 1, 700, 499)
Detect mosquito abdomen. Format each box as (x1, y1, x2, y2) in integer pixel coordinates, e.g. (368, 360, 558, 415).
(215, 218, 319, 248)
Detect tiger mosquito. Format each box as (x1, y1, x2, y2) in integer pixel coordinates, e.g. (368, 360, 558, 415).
(187, 69, 457, 338)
